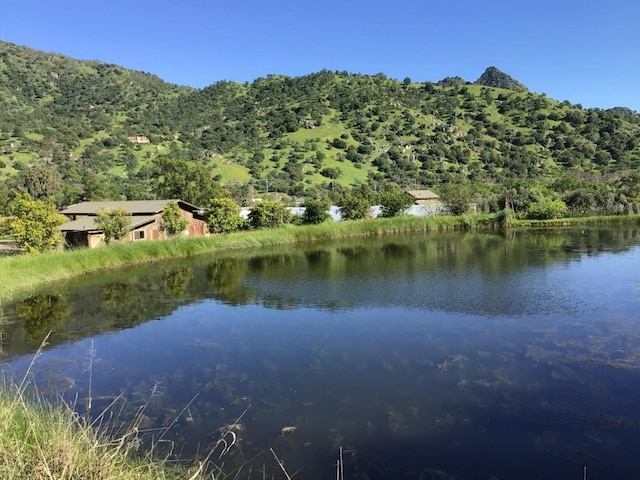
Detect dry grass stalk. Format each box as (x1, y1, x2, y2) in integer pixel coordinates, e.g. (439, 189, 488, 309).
(0, 334, 243, 480)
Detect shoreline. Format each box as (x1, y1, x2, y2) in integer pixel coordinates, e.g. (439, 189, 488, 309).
(2, 213, 639, 303)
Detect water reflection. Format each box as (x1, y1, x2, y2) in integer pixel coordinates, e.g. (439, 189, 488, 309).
(18, 294, 70, 341)
(162, 267, 193, 298)
(100, 281, 135, 309)
(206, 258, 254, 306)
(1, 227, 640, 479)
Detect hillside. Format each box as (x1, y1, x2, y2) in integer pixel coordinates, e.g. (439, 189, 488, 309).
(1, 41, 640, 213)
(475, 66, 528, 91)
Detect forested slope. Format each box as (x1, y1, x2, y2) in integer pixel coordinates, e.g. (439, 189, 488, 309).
(1, 41, 640, 215)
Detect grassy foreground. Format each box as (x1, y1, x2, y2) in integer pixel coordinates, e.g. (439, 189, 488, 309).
(1, 339, 220, 480)
(0, 387, 210, 480)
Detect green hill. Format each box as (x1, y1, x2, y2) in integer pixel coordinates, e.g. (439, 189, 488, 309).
(475, 66, 528, 91)
(1, 41, 640, 213)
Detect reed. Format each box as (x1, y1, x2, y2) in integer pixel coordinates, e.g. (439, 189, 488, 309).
(2, 212, 637, 302)
(0, 338, 219, 480)
(512, 213, 640, 227)
(0, 216, 483, 302)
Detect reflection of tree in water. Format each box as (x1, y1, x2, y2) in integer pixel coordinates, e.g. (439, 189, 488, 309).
(162, 267, 193, 299)
(337, 246, 371, 261)
(260, 293, 298, 310)
(18, 294, 70, 341)
(304, 249, 331, 267)
(381, 242, 416, 259)
(558, 227, 640, 255)
(206, 259, 254, 306)
(247, 253, 295, 274)
(100, 281, 135, 309)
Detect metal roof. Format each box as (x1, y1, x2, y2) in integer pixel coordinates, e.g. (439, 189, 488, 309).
(59, 215, 157, 232)
(60, 199, 200, 216)
(406, 190, 440, 199)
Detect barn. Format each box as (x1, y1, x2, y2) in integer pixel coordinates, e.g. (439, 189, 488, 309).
(59, 199, 207, 248)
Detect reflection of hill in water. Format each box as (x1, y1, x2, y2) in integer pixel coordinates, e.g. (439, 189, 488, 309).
(234, 228, 640, 314)
(2, 227, 639, 358)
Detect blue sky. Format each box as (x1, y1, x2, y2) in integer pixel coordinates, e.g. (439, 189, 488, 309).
(2, 0, 639, 111)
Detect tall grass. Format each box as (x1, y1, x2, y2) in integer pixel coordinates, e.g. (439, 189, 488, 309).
(2, 212, 638, 302)
(0, 215, 482, 302)
(512, 213, 640, 227)
(0, 337, 228, 480)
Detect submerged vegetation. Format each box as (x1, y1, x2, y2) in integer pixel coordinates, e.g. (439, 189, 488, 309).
(0, 338, 230, 480)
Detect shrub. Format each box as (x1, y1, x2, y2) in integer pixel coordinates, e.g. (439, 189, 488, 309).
(6, 193, 66, 254)
(96, 208, 131, 245)
(206, 197, 244, 234)
(526, 199, 568, 220)
(160, 202, 189, 236)
(248, 200, 291, 229)
(338, 192, 370, 220)
(379, 185, 414, 218)
(302, 197, 331, 225)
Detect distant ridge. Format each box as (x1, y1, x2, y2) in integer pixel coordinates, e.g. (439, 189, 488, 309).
(475, 66, 527, 91)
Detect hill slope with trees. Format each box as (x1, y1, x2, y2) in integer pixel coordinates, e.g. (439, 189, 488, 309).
(1, 41, 640, 218)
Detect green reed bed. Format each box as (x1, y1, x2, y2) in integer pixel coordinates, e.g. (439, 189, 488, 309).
(4, 212, 638, 302)
(0, 215, 484, 302)
(512, 213, 640, 228)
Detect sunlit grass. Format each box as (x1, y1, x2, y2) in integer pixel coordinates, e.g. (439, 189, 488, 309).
(2, 213, 638, 302)
(0, 216, 479, 301)
(512, 214, 640, 227)
(0, 338, 222, 480)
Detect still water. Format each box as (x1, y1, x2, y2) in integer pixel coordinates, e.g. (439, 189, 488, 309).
(2, 228, 640, 479)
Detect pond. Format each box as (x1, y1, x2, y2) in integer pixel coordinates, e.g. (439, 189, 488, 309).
(2, 227, 640, 479)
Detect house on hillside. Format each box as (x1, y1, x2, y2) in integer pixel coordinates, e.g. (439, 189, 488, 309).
(59, 199, 206, 248)
(127, 135, 150, 144)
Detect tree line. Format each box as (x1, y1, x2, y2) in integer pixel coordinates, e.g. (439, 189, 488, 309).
(0, 184, 417, 254)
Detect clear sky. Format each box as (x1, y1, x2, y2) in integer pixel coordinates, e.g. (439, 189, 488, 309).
(2, 0, 639, 112)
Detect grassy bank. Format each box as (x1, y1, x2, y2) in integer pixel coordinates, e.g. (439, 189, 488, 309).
(512, 213, 640, 228)
(0, 379, 212, 480)
(2, 212, 639, 302)
(0, 215, 481, 302)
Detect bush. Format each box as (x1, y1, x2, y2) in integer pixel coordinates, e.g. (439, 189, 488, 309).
(248, 200, 291, 229)
(6, 193, 67, 254)
(379, 185, 414, 218)
(160, 202, 189, 236)
(441, 184, 473, 216)
(331, 138, 347, 149)
(96, 208, 131, 245)
(206, 197, 244, 234)
(320, 167, 342, 179)
(302, 197, 330, 225)
(526, 199, 568, 220)
(495, 208, 514, 228)
(338, 192, 370, 220)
